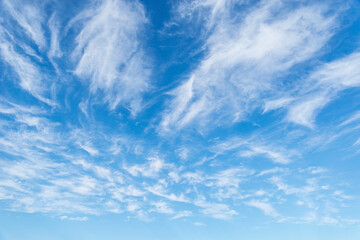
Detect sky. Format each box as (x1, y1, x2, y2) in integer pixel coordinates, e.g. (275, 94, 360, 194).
(0, 0, 360, 239)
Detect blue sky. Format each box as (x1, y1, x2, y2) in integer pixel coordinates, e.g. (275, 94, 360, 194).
(0, 0, 360, 239)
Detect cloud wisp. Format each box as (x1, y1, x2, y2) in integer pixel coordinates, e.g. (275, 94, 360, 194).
(70, 0, 151, 114)
(160, 0, 338, 132)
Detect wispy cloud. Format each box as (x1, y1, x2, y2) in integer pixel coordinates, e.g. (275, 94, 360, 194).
(339, 111, 360, 126)
(47, 13, 62, 59)
(211, 137, 297, 164)
(246, 200, 279, 217)
(124, 156, 173, 178)
(160, 0, 337, 132)
(0, 40, 53, 105)
(70, 0, 151, 114)
(283, 51, 360, 127)
(150, 201, 174, 214)
(145, 183, 190, 203)
(0, 0, 58, 106)
(2, 0, 46, 49)
(194, 197, 237, 220)
(60, 216, 89, 221)
(170, 210, 192, 220)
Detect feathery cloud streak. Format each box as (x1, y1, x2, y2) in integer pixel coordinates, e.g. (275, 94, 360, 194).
(71, 0, 151, 114)
(161, 0, 337, 132)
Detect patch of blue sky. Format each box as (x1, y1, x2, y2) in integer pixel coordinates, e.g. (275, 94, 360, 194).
(0, 0, 360, 239)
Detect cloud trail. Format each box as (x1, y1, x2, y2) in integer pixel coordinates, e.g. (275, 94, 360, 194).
(71, 0, 151, 114)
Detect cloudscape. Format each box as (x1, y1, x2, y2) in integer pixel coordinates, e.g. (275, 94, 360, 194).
(0, 0, 360, 239)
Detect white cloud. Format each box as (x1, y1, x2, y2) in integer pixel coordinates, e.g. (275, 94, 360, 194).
(195, 197, 237, 220)
(263, 97, 294, 113)
(170, 210, 192, 220)
(50, 176, 101, 196)
(0, 98, 43, 115)
(206, 167, 253, 188)
(72, 159, 119, 183)
(2, 0, 46, 48)
(47, 13, 62, 59)
(150, 201, 174, 214)
(182, 171, 205, 185)
(284, 51, 360, 127)
(124, 156, 173, 178)
(71, 129, 100, 156)
(353, 138, 360, 146)
(211, 137, 296, 164)
(312, 52, 360, 88)
(246, 200, 279, 217)
(168, 171, 181, 183)
(210, 137, 246, 153)
(321, 216, 339, 225)
(333, 190, 352, 200)
(177, 147, 189, 160)
(114, 185, 145, 198)
(145, 183, 189, 203)
(0, 41, 53, 105)
(60, 216, 89, 221)
(269, 176, 333, 203)
(70, 0, 151, 114)
(256, 167, 287, 177)
(239, 145, 292, 164)
(160, 0, 336, 131)
(286, 95, 330, 128)
(305, 167, 327, 175)
(340, 111, 360, 126)
(127, 202, 141, 212)
(193, 222, 206, 226)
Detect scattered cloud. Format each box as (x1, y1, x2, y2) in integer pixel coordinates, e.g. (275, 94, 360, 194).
(2, 0, 46, 49)
(70, 0, 151, 114)
(60, 216, 89, 221)
(246, 200, 279, 217)
(160, 0, 337, 132)
(170, 210, 192, 220)
(195, 197, 238, 220)
(0, 0, 358, 228)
